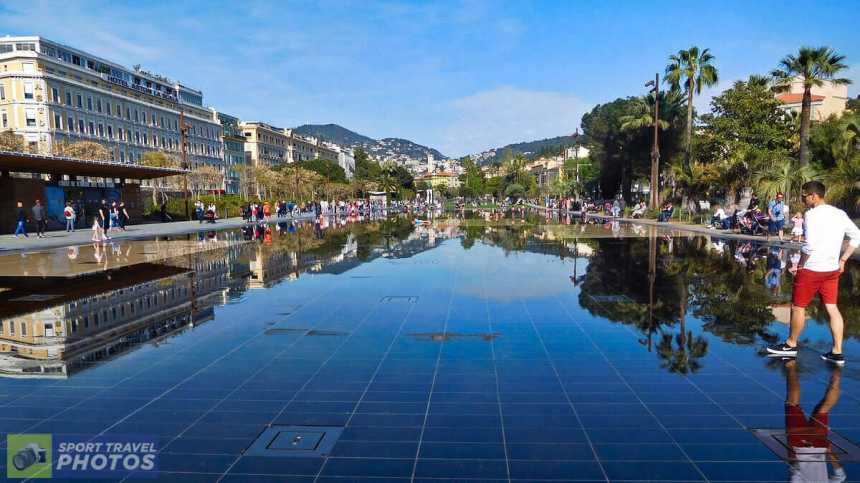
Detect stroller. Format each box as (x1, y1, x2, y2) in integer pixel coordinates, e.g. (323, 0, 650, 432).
(736, 209, 768, 236)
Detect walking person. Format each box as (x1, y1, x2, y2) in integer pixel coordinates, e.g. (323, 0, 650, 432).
(767, 181, 860, 365)
(99, 200, 111, 240)
(109, 201, 120, 234)
(14, 201, 28, 237)
(119, 202, 130, 230)
(768, 192, 787, 241)
(32, 200, 47, 238)
(91, 216, 105, 243)
(63, 202, 76, 232)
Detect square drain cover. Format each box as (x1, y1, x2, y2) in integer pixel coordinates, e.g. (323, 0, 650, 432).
(246, 425, 343, 458)
(381, 296, 418, 303)
(752, 428, 860, 462)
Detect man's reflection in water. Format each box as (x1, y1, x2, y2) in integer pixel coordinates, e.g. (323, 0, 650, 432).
(784, 360, 846, 483)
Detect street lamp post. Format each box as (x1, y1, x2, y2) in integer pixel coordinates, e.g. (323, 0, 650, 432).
(179, 111, 192, 221)
(645, 74, 660, 210)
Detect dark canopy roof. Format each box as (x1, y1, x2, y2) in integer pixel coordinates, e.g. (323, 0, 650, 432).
(0, 151, 188, 179)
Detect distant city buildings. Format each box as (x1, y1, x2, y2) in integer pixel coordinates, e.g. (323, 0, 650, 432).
(1, 35, 370, 197)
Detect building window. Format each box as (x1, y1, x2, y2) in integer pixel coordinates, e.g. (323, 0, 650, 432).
(23, 81, 34, 100)
(117, 127, 123, 141)
(135, 131, 140, 144)
(105, 101, 111, 116)
(9, 321, 14, 335)
(51, 87, 59, 103)
(119, 151, 125, 162)
(67, 116, 74, 132)
(142, 111, 147, 124)
(1, 111, 7, 128)
(0, 85, 4, 100)
(65, 91, 71, 106)
(98, 124, 104, 137)
(96, 99, 102, 113)
(107, 125, 113, 139)
(78, 119, 84, 132)
(134, 110, 139, 122)
(87, 96, 93, 111)
(25, 109, 36, 127)
(115, 104, 121, 117)
(88, 122, 94, 135)
(76, 94, 82, 108)
(54, 113, 61, 129)
(20, 322, 26, 336)
(22, 62, 35, 74)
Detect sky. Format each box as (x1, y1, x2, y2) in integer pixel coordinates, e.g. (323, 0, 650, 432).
(2, 0, 860, 157)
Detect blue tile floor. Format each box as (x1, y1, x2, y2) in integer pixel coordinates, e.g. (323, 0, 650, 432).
(0, 217, 859, 482)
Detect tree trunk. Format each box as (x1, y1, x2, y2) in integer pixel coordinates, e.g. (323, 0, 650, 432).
(686, 85, 694, 171)
(799, 85, 812, 167)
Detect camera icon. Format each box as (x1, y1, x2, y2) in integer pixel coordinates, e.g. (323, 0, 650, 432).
(12, 443, 47, 471)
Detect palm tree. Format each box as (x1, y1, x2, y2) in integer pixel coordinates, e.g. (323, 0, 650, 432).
(772, 46, 852, 166)
(665, 46, 719, 169)
(666, 46, 719, 167)
(752, 158, 814, 208)
(620, 90, 686, 132)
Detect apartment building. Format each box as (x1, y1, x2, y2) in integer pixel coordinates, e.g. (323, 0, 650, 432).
(215, 111, 245, 194)
(776, 76, 849, 121)
(0, 36, 221, 168)
(240, 121, 289, 167)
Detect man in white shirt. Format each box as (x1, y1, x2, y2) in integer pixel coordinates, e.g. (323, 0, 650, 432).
(768, 181, 860, 365)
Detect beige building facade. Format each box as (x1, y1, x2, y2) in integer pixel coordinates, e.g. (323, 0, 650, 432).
(776, 76, 849, 121)
(242, 124, 341, 168)
(0, 36, 222, 169)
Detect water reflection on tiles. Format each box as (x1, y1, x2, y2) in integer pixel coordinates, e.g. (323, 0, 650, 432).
(0, 211, 858, 482)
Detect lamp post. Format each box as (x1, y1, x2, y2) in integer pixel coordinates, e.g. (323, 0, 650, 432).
(645, 74, 660, 210)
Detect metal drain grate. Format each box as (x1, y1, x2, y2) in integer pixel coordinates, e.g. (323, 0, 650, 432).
(264, 328, 308, 336)
(245, 425, 343, 458)
(752, 428, 860, 462)
(381, 296, 419, 303)
(306, 329, 348, 337)
(409, 332, 501, 342)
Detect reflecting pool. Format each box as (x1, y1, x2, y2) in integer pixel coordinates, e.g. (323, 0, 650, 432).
(1, 213, 859, 482)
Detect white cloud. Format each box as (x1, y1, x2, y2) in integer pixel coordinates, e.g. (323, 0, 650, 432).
(439, 86, 589, 157)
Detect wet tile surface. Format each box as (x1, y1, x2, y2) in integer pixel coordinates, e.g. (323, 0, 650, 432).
(0, 215, 859, 481)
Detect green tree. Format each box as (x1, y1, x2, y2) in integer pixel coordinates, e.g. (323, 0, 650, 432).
(772, 46, 852, 166)
(297, 158, 347, 183)
(353, 147, 380, 180)
(140, 151, 181, 204)
(0, 130, 26, 152)
(459, 156, 485, 198)
(665, 46, 719, 170)
(697, 75, 793, 203)
(53, 140, 111, 160)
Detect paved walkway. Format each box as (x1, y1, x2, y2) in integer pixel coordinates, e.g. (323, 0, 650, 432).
(0, 214, 314, 253)
(527, 203, 860, 260)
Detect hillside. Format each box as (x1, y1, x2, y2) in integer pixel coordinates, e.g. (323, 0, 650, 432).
(293, 124, 375, 147)
(472, 133, 583, 165)
(293, 124, 447, 165)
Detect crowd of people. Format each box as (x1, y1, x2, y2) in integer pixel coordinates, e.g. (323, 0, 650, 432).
(13, 198, 130, 241)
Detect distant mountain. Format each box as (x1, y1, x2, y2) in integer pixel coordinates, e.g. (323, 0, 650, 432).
(293, 124, 447, 166)
(293, 124, 375, 147)
(472, 133, 583, 165)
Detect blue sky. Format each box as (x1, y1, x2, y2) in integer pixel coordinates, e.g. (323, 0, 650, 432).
(3, 0, 859, 157)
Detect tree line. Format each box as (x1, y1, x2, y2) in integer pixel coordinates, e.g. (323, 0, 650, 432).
(580, 45, 858, 214)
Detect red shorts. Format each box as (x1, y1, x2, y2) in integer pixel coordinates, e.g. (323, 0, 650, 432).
(792, 269, 840, 307)
(785, 404, 828, 447)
